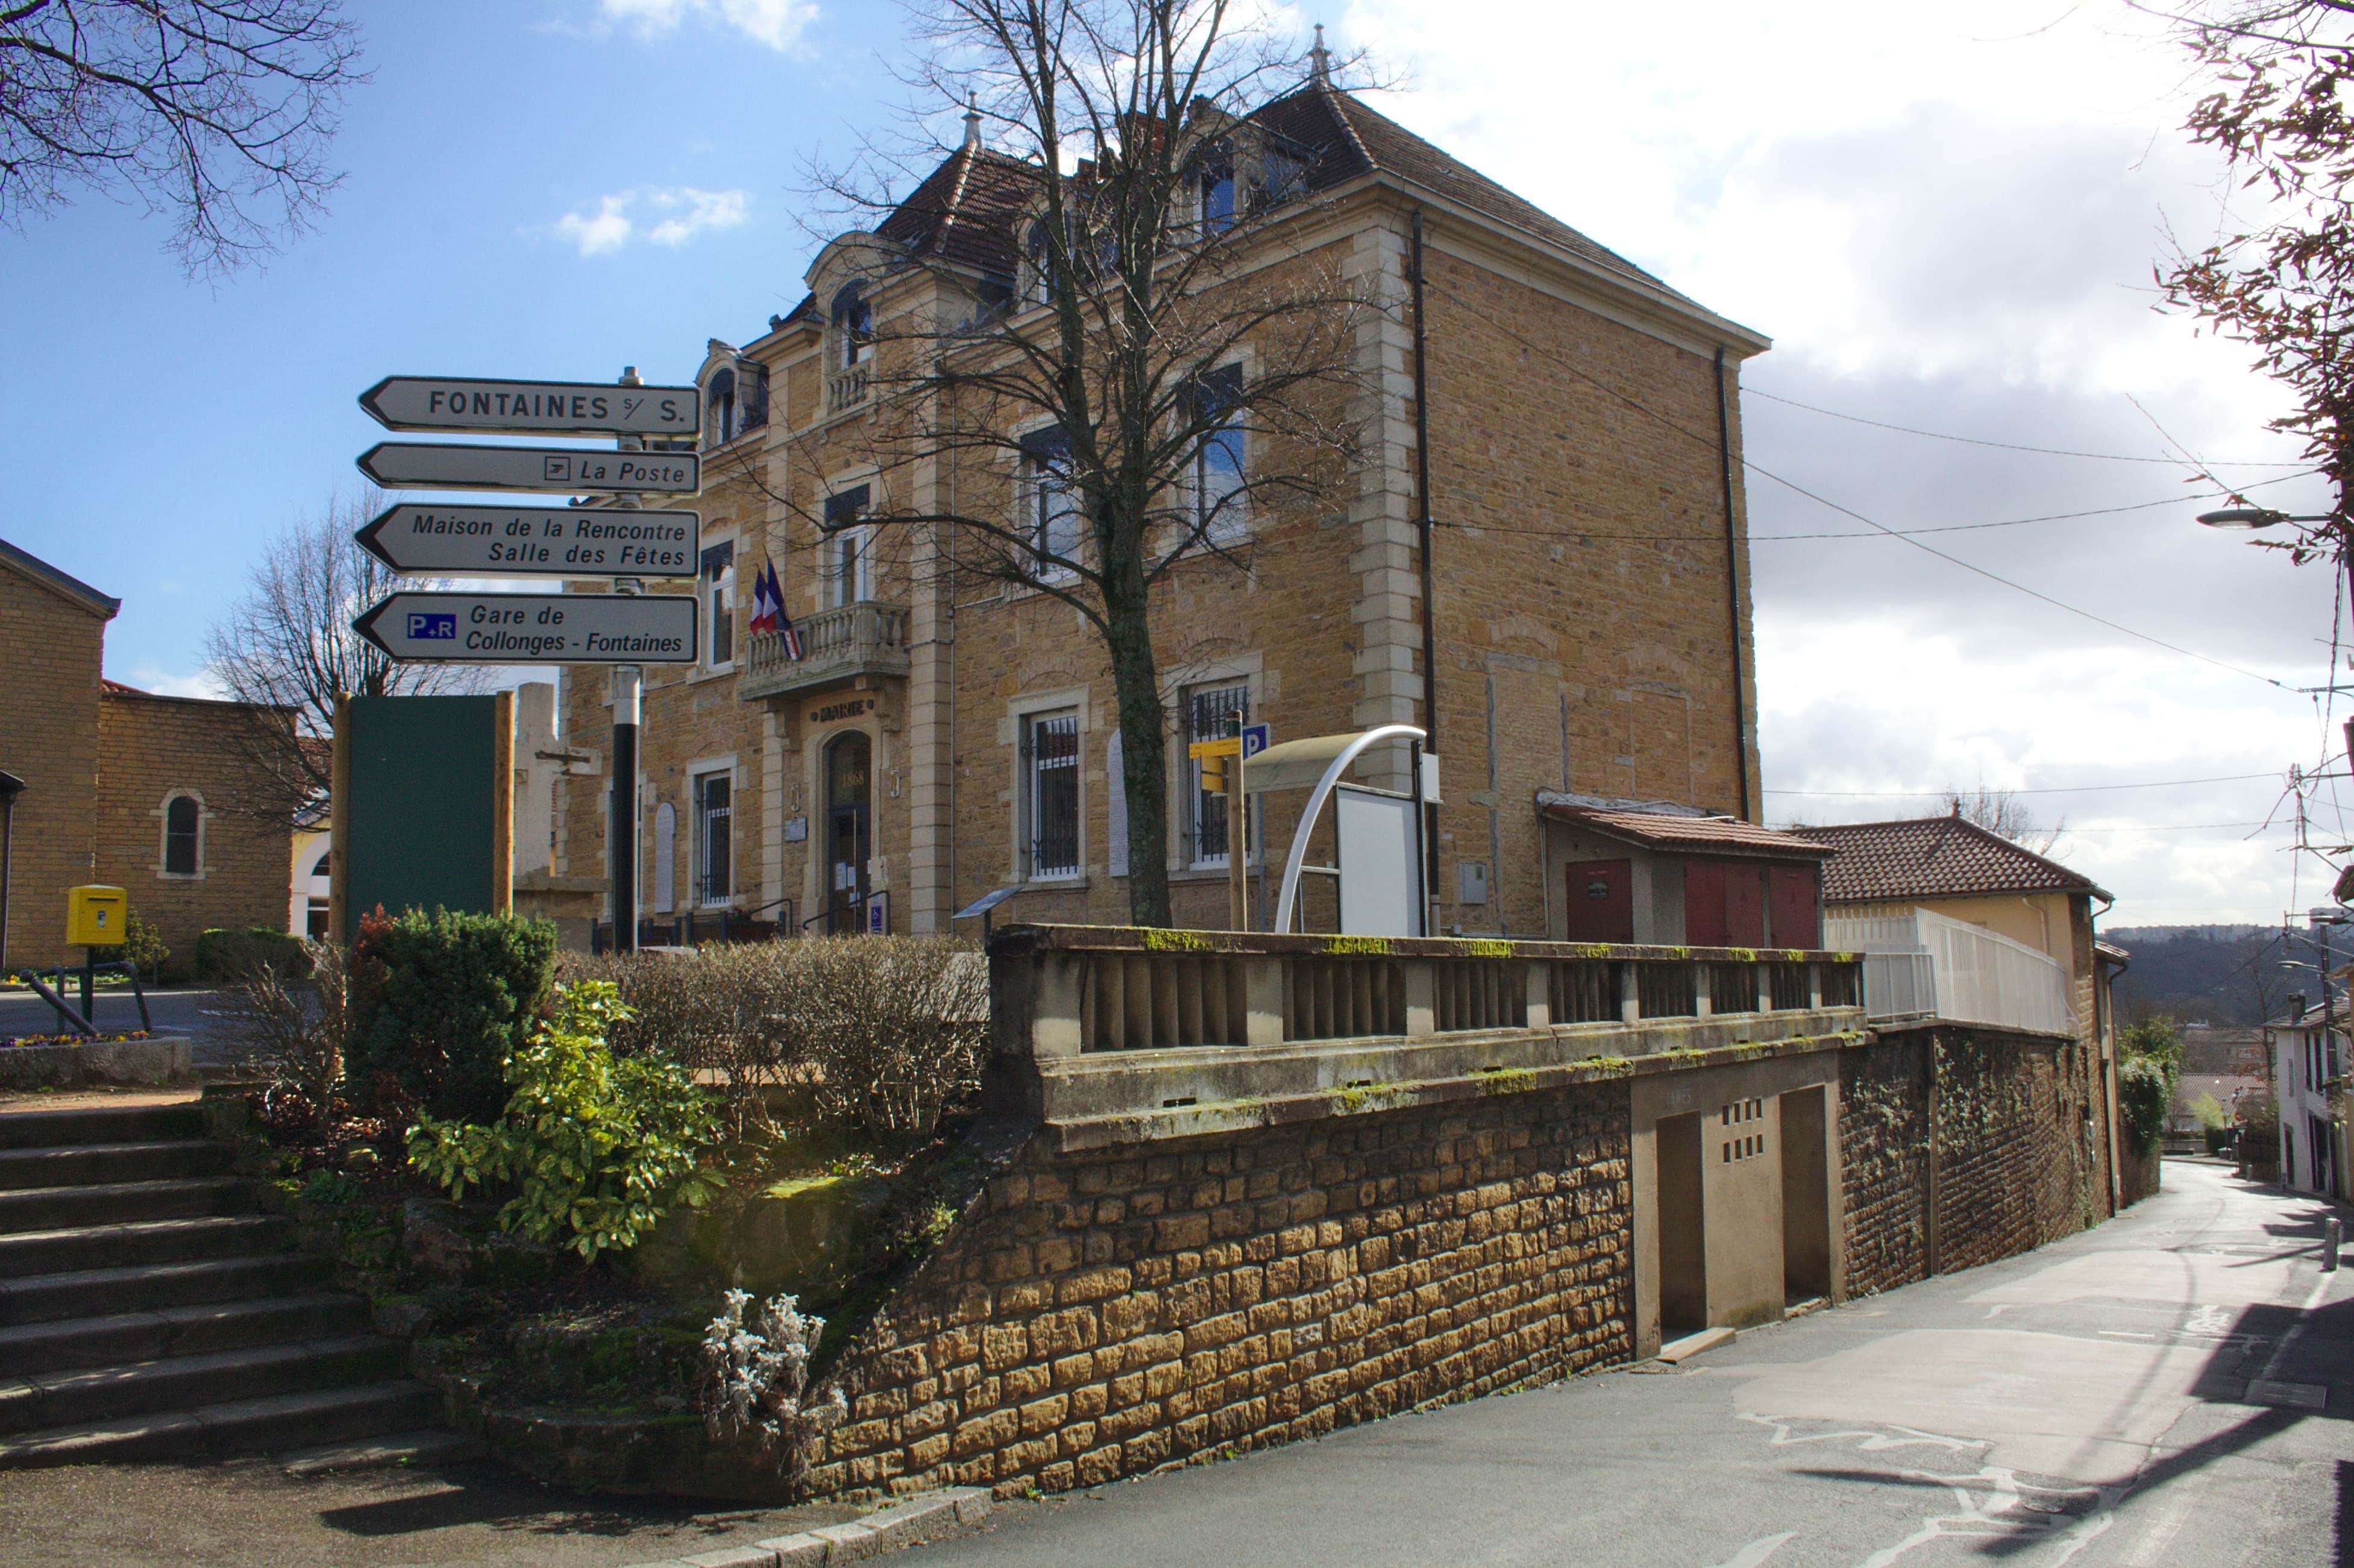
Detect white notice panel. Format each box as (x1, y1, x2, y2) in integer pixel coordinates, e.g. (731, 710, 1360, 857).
(1334, 785, 1422, 937)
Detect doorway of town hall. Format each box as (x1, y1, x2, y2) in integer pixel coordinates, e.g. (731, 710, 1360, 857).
(824, 730, 870, 934)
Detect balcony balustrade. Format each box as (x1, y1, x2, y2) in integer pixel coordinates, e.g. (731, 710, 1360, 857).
(738, 600, 909, 702)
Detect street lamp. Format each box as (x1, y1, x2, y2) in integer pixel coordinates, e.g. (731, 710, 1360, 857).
(2194, 506, 2331, 531)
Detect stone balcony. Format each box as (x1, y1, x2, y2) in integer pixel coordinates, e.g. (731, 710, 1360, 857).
(987, 925, 1868, 1147)
(738, 600, 909, 703)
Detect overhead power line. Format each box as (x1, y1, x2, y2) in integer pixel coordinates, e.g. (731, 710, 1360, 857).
(1422, 277, 2301, 695)
(1764, 772, 2279, 797)
(1746, 387, 2314, 467)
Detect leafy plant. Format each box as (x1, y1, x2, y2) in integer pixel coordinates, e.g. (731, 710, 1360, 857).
(2118, 1055, 2174, 1157)
(701, 1287, 829, 1444)
(349, 908, 556, 1123)
(224, 939, 355, 1135)
(192, 926, 312, 983)
(115, 909, 169, 981)
(406, 981, 724, 1261)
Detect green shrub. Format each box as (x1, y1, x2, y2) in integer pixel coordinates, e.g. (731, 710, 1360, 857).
(406, 980, 724, 1260)
(556, 936, 987, 1143)
(192, 926, 311, 983)
(113, 909, 169, 982)
(2118, 1055, 2173, 1156)
(347, 909, 556, 1123)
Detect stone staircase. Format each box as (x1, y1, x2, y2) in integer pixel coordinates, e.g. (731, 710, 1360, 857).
(0, 1100, 449, 1467)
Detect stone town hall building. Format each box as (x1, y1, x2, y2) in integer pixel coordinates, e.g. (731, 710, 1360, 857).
(553, 76, 1794, 942)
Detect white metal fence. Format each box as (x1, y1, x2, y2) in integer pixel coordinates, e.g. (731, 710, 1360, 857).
(1830, 910, 2076, 1037)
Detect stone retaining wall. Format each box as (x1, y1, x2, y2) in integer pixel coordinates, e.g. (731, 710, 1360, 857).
(805, 1079, 1631, 1499)
(1839, 1023, 2106, 1299)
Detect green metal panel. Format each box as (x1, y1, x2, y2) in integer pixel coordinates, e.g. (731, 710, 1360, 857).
(344, 695, 499, 939)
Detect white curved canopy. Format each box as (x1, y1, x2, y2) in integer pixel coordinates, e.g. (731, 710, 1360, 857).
(1263, 725, 1427, 933)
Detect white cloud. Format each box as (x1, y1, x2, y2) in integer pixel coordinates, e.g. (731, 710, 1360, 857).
(121, 665, 226, 701)
(594, 0, 818, 51)
(551, 186, 749, 256)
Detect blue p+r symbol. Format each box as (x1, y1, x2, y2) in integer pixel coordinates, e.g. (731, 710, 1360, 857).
(407, 613, 457, 640)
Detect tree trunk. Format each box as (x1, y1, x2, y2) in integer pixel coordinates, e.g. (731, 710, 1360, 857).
(1104, 582, 1172, 927)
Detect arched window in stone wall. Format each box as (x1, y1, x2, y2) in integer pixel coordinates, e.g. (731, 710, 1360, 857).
(161, 793, 202, 877)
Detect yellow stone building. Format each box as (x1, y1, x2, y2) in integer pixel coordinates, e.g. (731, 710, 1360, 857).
(554, 79, 1772, 942)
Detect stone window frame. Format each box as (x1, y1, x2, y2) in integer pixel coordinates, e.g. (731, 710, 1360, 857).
(1165, 651, 1263, 875)
(683, 751, 740, 909)
(1005, 685, 1092, 887)
(818, 466, 882, 610)
(1008, 412, 1082, 588)
(698, 524, 738, 677)
(154, 789, 209, 880)
(1175, 342, 1257, 553)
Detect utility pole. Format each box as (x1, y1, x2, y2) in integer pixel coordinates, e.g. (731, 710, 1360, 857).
(609, 366, 645, 954)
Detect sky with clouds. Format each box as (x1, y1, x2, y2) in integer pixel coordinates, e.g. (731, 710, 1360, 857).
(3, 0, 2341, 927)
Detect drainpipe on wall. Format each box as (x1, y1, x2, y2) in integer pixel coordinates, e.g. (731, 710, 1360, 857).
(1712, 347, 1752, 822)
(1410, 209, 1440, 929)
(0, 770, 21, 976)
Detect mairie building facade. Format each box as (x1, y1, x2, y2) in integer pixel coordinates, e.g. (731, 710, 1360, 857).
(551, 78, 1774, 942)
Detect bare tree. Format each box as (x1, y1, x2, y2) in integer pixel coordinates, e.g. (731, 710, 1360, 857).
(1941, 786, 2066, 857)
(1, 0, 366, 275)
(2153, 1, 2354, 557)
(751, 0, 1373, 925)
(204, 488, 486, 819)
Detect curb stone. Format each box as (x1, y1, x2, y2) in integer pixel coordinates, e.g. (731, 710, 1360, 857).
(626, 1486, 996, 1568)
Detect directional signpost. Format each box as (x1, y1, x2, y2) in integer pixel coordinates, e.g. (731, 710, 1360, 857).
(357, 442, 698, 495)
(359, 376, 698, 438)
(356, 503, 701, 579)
(351, 365, 706, 957)
(353, 592, 697, 666)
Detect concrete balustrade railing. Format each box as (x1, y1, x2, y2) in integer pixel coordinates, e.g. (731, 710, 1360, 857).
(984, 927, 1866, 1141)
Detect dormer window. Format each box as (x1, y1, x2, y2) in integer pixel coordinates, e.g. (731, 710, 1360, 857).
(706, 367, 738, 447)
(1199, 150, 1236, 236)
(1026, 222, 1056, 306)
(831, 282, 873, 369)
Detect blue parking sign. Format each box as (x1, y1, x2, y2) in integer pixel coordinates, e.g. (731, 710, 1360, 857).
(1241, 722, 1271, 759)
(406, 612, 457, 641)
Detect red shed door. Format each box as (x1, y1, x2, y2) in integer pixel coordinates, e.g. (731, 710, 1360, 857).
(1684, 861, 1728, 947)
(1768, 864, 1821, 948)
(1566, 859, 1634, 943)
(1724, 864, 1765, 947)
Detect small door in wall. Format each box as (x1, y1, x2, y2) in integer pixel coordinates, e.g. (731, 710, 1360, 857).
(1685, 861, 1726, 947)
(1565, 858, 1634, 943)
(1768, 864, 1821, 948)
(1724, 863, 1765, 947)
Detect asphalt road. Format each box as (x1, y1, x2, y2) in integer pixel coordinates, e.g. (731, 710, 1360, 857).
(913, 1159, 2353, 1567)
(0, 985, 254, 1068)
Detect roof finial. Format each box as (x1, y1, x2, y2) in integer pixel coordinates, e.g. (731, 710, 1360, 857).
(962, 92, 982, 150)
(1310, 23, 1330, 84)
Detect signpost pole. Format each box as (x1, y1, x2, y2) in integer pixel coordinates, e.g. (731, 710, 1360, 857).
(609, 366, 648, 955)
(1228, 708, 1247, 933)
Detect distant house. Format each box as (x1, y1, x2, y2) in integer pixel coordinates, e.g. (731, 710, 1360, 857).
(2268, 998, 2346, 1201)
(1789, 812, 2126, 1201)
(0, 536, 295, 971)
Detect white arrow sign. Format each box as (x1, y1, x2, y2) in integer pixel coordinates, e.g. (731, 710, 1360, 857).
(353, 592, 698, 665)
(356, 503, 701, 579)
(356, 442, 699, 495)
(360, 375, 700, 437)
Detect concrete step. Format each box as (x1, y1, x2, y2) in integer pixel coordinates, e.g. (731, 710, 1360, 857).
(281, 1428, 484, 1476)
(0, 1292, 363, 1378)
(0, 1379, 441, 1469)
(0, 1103, 206, 1152)
(0, 1214, 291, 1279)
(0, 1176, 251, 1237)
(0, 1253, 316, 1327)
(0, 1140, 229, 1192)
(0, 1334, 403, 1435)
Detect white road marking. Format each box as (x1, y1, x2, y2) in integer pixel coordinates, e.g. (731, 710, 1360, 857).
(1737, 1413, 1985, 1455)
(1706, 1531, 1795, 1568)
(2098, 1331, 2155, 1340)
(1855, 1467, 2120, 1568)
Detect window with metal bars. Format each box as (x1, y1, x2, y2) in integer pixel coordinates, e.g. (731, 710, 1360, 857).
(1184, 681, 1248, 866)
(694, 771, 732, 905)
(1023, 710, 1080, 878)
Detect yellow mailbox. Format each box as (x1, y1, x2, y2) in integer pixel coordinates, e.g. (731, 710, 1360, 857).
(66, 885, 128, 949)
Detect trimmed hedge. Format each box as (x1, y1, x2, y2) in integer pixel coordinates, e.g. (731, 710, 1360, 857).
(347, 909, 557, 1123)
(192, 926, 312, 983)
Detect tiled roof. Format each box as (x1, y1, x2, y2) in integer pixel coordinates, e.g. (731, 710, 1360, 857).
(1791, 815, 2111, 903)
(1543, 804, 1836, 859)
(0, 536, 118, 620)
(758, 81, 1706, 337)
